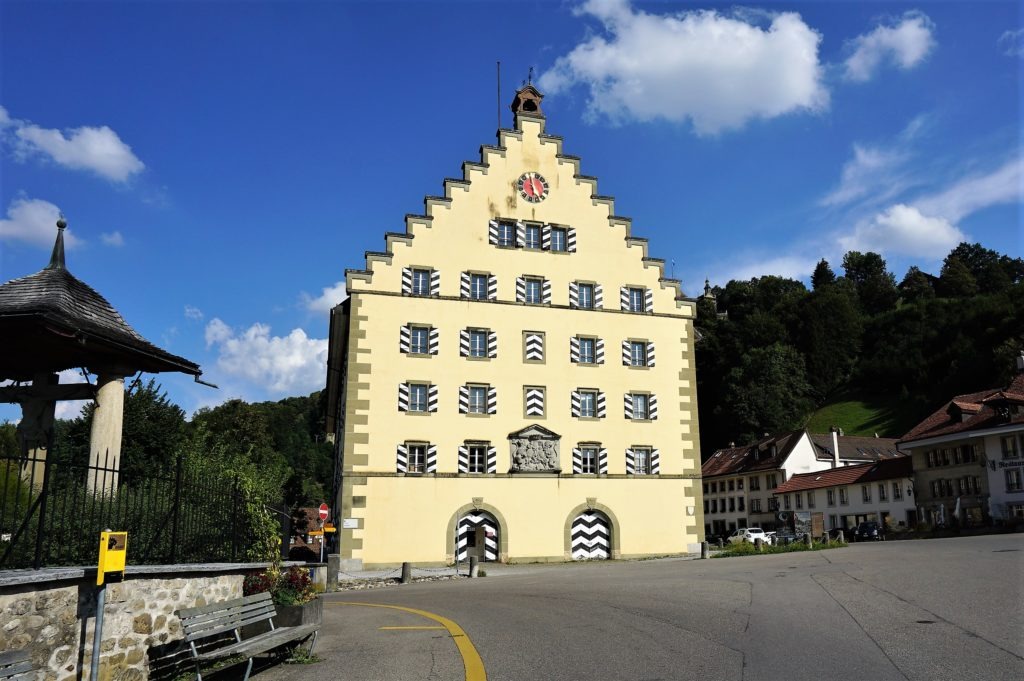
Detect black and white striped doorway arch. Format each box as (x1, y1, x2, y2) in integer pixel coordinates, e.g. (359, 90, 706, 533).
(456, 512, 499, 562)
(571, 511, 611, 560)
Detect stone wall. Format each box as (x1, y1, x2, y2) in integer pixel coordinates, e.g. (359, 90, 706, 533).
(0, 565, 259, 681)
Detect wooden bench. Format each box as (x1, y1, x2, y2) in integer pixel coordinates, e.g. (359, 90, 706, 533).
(176, 592, 319, 681)
(0, 650, 35, 681)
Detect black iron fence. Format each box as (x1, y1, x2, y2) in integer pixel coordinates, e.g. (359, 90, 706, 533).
(1, 448, 255, 569)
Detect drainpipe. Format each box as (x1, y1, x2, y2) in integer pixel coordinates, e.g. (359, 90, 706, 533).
(831, 427, 840, 469)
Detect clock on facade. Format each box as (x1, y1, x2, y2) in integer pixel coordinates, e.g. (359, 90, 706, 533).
(517, 172, 549, 203)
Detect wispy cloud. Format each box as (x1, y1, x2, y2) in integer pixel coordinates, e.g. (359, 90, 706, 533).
(715, 254, 820, 283)
(998, 28, 1024, 57)
(839, 204, 965, 259)
(184, 305, 204, 321)
(0, 197, 82, 249)
(538, 0, 827, 135)
(1, 105, 144, 182)
(300, 280, 348, 314)
(843, 11, 936, 82)
(204, 319, 327, 397)
(100, 231, 124, 247)
(914, 157, 1022, 223)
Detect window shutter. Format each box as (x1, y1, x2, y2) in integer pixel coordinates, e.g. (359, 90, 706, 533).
(398, 383, 409, 412)
(459, 386, 469, 414)
(401, 267, 412, 295)
(625, 449, 635, 475)
(649, 394, 658, 420)
(569, 282, 579, 308)
(400, 325, 411, 354)
(516, 221, 526, 248)
(570, 391, 581, 417)
(647, 341, 656, 367)
(620, 286, 629, 311)
(428, 328, 439, 355)
(428, 385, 438, 412)
(541, 224, 551, 250)
(567, 227, 577, 253)
(488, 220, 499, 245)
(516, 277, 526, 303)
(488, 331, 498, 358)
(524, 333, 544, 361)
(621, 340, 631, 365)
(458, 445, 469, 473)
(644, 288, 653, 312)
(572, 448, 582, 474)
(460, 329, 470, 357)
(542, 279, 551, 304)
(596, 391, 606, 418)
(460, 272, 471, 298)
(599, 448, 608, 474)
(595, 338, 605, 364)
(624, 393, 634, 419)
(430, 270, 440, 296)
(525, 388, 544, 416)
(487, 446, 497, 473)
(426, 445, 438, 473)
(651, 449, 660, 474)
(487, 387, 497, 414)
(570, 336, 580, 363)
(396, 444, 408, 473)
(594, 284, 603, 309)
(488, 274, 498, 300)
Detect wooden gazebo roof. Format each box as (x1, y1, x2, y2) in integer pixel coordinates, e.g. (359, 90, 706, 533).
(0, 220, 201, 381)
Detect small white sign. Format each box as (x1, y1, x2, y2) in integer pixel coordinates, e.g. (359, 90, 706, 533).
(342, 518, 358, 529)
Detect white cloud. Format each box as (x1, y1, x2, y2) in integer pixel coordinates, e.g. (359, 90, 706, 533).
(100, 231, 124, 247)
(0, 197, 82, 249)
(301, 280, 348, 314)
(538, 0, 828, 135)
(204, 319, 328, 396)
(840, 204, 965, 259)
(821, 144, 907, 206)
(998, 29, 1024, 57)
(2, 106, 144, 182)
(184, 305, 204, 321)
(914, 157, 1023, 223)
(843, 11, 936, 82)
(718, 254, 819, 283)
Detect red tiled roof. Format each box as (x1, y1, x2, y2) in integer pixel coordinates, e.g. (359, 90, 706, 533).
(899, 374, 1024, 445)
(774, 456, 912, 494)
(701, 431, 804, 478)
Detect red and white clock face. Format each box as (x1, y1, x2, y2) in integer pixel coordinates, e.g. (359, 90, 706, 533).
(517, 172, 549, 203)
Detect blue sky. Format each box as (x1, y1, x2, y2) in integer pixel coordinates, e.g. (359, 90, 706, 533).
(1, 0, 1021, 420)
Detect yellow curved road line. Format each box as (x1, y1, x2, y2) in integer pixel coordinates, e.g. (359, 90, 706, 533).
(332, 601, 487, 681)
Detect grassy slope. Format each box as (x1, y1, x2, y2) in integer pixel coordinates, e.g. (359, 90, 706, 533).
(805, 389, 923, 438)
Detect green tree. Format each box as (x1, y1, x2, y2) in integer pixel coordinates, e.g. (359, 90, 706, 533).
(899, 266, 935, 303)
(799, 285, 862, 399)
(937, 256, 979, 298)
(842, 251, 898, 315)
(811, 259, 836, 291)
(945, 242, 1023, 293)
(722, 343, 814, 442)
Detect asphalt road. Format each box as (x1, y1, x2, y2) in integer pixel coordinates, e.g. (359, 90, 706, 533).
(262, 534, 1024, 681)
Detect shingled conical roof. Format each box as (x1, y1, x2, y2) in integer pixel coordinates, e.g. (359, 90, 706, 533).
(0, 219, 201, 380)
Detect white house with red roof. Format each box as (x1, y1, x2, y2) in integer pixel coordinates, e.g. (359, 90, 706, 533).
(772, 457, 916, 533)
(898, 359, 1024, 527)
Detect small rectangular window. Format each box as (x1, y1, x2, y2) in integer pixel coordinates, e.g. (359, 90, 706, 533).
(580, 446, 598, 474)
(410, 326, 429, 354)
(1006, 469, 1023, 492)
(629, 341, 647, 367)
(578, 283, 594, 309)
(767, 474, 778, 490)
(862, 485, 872, 502)
(751, 499, 761, 513)
(749, 476, 760, 491)
(407, 444, 426, 473)
(893, 482, 902, 500)
(525, 277, 543, 304)
(470, 274, 488, 300)
(633, 447, 652, 475)
(525, 224, 541, 249)
(628, 287, 645, 312)
(632, 394, 649, 420)
(729, 497, 736, 512)
(807, 491, 815, 508)
(469, 386, 487, 414)
(878, 483, 887, 501)
(469, 330, 487, 358)
(795, 493, 803, 509)
(579, 391, 597, 418)
(468, 445, 487, 473)
(1002, 436, 1020, 459)
(737, 478, 744, 491)
(550, 227, 567, 252)
(728, 480, 735, 492)
(411, 269, 431, 296)
(839, 488, 849, 505)
(579, 337, 596, 364)
(409, 384, 428, 412)
(783, 495, 791, 510)
(827, 489, 835, 506)
(498, 223, 515, 247)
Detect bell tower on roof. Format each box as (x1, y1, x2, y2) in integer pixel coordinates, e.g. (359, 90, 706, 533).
(510, 84, 544, 126)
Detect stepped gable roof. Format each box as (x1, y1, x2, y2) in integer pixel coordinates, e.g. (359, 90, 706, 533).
(701, 430, 804, 478)
(899, 374, 1024, 445)
(0, 220, 201, 380)
(774, 456, 913, 494)
(808, 433, 902, 463)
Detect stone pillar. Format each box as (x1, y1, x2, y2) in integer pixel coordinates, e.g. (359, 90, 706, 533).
(89, 375, 125, 494)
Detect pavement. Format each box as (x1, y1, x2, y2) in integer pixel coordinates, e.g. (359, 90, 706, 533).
(254, 534, 1023, 681)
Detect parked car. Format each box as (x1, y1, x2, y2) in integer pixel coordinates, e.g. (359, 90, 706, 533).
(727, 527, 771, 545)
(854, 521, 884, 541)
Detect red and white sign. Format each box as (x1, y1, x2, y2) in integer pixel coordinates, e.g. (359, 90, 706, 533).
(318, 503, 329, 521)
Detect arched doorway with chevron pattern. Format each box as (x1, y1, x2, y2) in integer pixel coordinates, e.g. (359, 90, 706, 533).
(570, 510, 612, 560)
(455, 511, 500, 562)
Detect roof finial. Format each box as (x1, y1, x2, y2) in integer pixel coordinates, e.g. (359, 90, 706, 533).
(528, 66, 534, 85)
(47, 214, 67, 270)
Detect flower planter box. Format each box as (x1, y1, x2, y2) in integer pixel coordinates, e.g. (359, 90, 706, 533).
(242, 597, 322, 639)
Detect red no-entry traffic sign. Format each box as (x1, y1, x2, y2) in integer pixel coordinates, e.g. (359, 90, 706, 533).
(318, 503, 329, 520)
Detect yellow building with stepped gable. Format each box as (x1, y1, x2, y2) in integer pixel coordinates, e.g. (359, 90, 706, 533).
(325, 85, 705, 569)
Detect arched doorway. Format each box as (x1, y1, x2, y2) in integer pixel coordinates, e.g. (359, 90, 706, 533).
(571, 510, 611, 560)
(456, 511, 500, 562)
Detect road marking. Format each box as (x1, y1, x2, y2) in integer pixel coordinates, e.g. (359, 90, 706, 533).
(333, 602, 487, 681)
(379, 625, 447, 630)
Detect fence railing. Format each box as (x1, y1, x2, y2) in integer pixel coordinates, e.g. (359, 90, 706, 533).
(1, 448, 254, 570)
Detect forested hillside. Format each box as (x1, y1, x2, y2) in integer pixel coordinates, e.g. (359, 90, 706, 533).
(696, 243, 1023, 455)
